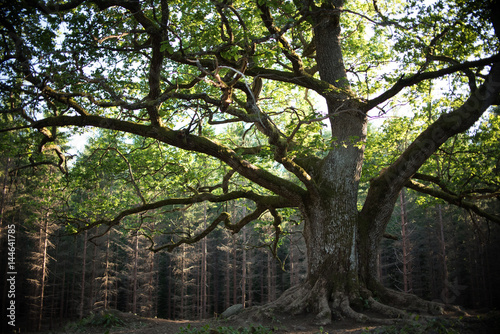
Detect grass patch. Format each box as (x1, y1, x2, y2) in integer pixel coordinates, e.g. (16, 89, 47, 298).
(179, 323, 276, 334)
(65, 311, 126, 332)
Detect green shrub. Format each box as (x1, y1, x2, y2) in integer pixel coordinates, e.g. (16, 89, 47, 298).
(364, 317, 461, 334)
(65, 311, 125, 332)
(178, 323, 275, 334)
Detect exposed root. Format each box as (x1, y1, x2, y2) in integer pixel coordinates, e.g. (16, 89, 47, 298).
(266, 280, 334, 325)
(380, 288, 445, 315)
(367, 296, 412, 320)
(443, 304, 468, 316)
(334, 292, 369, 323)
(266, 284, 310, 315)
(314, 293, 332, 325)
(332, 292, 398, 325)
(238, 280, 459, 327)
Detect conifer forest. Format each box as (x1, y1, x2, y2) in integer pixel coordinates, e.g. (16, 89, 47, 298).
(1, 0, 500, 332)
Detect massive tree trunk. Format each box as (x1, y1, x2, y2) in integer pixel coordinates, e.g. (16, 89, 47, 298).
(263, 4, 370, 322)
(258, 0, 500, 324)
(267, 104, 370, 324)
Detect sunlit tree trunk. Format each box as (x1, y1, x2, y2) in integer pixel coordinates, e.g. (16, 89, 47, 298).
(247, 247, 253, 308)
(200, 203, 207, 318)
(180, 244, 185, 319)
(0, 157, 10, 228)
(266, 251, 277, 303)
(194, 262, 200, 317)
(148, 246, 156, 317)
(167, 255, 173, 318)
(260, 257, 265, 305)
(132, 230, 139, 313)
(79, 231, 88, 319)
(400, 190, 412, 293)
(232, 234, 237, 305)
(213, 243, 219, 315)
(103, 231, 111, 310)
(69, 241, 78, 319)
(225, 247, 230, 310)
(37, 214, 50, 331)
(436, 204, 449, 303)
(89, 237, 97, 313)
(0, 158, 12, 327)
(59, 264, 66, 325)
(241, 227, 247, 308)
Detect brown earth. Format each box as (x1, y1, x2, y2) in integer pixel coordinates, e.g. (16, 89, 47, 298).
(40, 308, 500, 334)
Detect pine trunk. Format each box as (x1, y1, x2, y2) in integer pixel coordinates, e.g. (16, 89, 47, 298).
(225, 249, 230, 310)
(400, 190, 412, 293)
(232, 234, 237, 305)
(437, 204, 449, 303)
(132, 231, 139, 314)
(242, 228, 247, 308)
(103, 231, 111, 310)
(38, 214, 50, 331)
(79, 231, 88, 319)
(201, 203, 207, 318)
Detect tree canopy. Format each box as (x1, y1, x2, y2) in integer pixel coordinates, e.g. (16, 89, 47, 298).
(1, 0, 499, 326)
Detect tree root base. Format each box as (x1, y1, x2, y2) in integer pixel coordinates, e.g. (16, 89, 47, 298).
(238, 283, 465, 327)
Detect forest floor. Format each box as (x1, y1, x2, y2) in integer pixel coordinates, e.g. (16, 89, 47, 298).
(39, 308, 500, 334)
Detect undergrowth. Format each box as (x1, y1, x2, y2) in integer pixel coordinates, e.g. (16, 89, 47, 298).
(65, 311, 126, 332)
(363, 316, 461, 334)
(179, 323, 276, 334)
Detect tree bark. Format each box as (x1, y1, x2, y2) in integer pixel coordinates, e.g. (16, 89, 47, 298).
(0, 157, 10, 228)
(180, 244, 185, 319)
(400, 190, 412, 293)
(232, 234, 238, 305)
(79, 231, 88, 319)
(261, 1, 370, 324)
(242, 227, 247, 308)
(132, 231, 139, 314)
(201, 203, 207, 318)
(89, 236, 97, 313)
(38, 214, 49, 331)
(103, 230, 111, 310)
(359, 62, 500, 303)
(225, 245, 230, 310)
(437, 204, 449, 303)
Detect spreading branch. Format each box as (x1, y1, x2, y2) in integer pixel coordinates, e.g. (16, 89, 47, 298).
(405, 179, 500, 225)
(365, 54, 500, 111)
(29, 115, 306, 202)
(360, 62, 500, 231)
(146, 202, 270, 252)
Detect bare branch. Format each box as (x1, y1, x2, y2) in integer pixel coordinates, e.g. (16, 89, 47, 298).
(365, 54, 500, 111)
(104, 147, 147, 205)
(360, 62, 500, 232)
(26, 114, 307, 201)
(405, 179, 500, 225)
(257, 1, 306, 75)
(147, 212, 231, 252)
(76, 190, 291, 234)
(147, 203, 270, 252)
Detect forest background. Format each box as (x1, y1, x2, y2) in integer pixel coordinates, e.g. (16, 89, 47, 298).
(1, 0, 500, 332)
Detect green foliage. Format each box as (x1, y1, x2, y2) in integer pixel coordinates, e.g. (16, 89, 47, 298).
(179, 323, 275, 334)
(65, 312, 126, 332)
(364, 317, 461, 334)
(2, 0, 500, 331)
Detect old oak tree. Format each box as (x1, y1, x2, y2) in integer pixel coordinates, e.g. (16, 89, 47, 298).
(1, 0, 500, 325)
